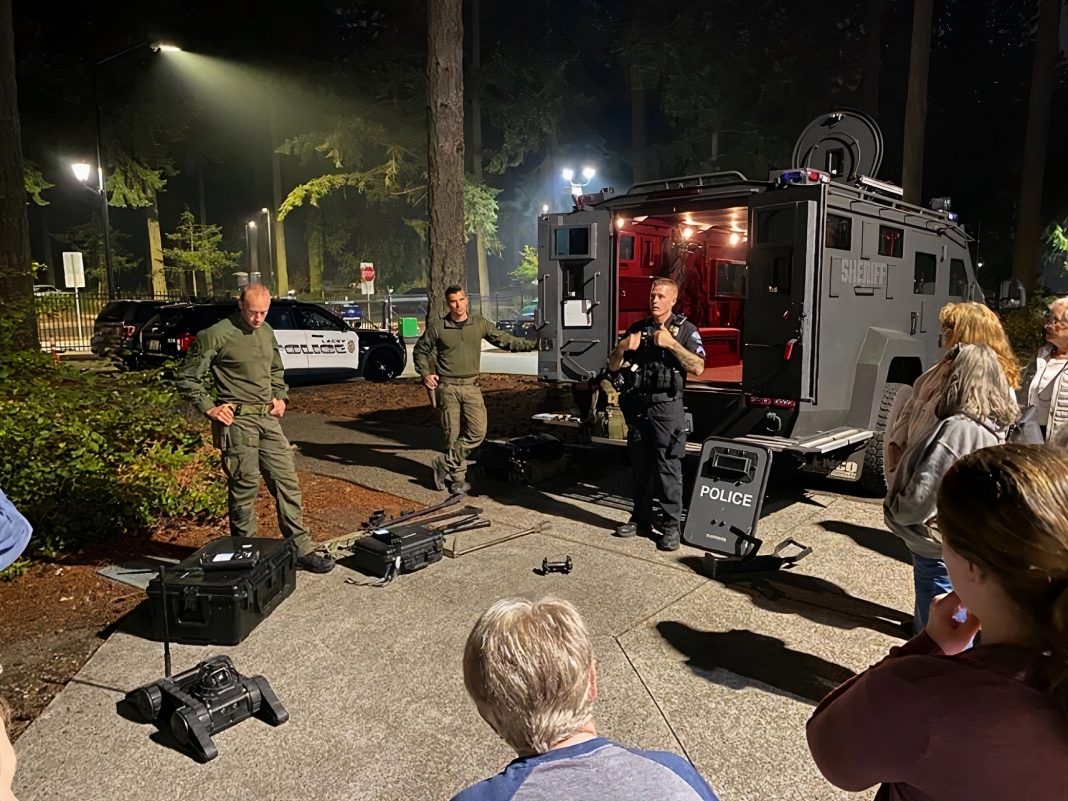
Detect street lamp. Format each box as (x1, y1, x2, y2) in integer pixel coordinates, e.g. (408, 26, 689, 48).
(562, 165, 596, 196)
(260, 208, 274, 284)
(71, 160, 113, 296)
(85, 41, 182, 298)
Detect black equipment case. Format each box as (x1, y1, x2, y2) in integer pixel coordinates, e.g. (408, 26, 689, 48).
(147, 537, 297, 646)
(349, 525, 443, 578)
(476, 433, 568, 484)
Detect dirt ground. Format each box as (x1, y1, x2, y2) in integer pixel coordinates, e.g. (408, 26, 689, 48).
(0, 373, 559, 740)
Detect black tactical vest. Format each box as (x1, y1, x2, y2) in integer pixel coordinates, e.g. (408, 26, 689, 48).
(628, 315, 694, 398)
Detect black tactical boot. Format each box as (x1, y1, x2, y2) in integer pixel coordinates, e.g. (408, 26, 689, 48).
(614, 520, 652, 538)
(657, 524, 681, 552)
(297, 552, 336, 573)
(431, 458, 449, 492)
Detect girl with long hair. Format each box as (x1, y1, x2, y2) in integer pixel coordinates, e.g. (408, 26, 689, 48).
(810, 443, 1068, 800)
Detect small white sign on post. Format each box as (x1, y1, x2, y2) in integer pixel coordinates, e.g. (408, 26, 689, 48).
(62, 252, 86, 289)
(61, 251, 86, 347)
(360, 261, 376, 296)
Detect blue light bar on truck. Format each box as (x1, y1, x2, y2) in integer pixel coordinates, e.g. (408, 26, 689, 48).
(773, 168, 831, 188)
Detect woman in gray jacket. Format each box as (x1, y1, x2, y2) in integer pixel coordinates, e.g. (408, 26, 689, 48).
(884, 344, 1018, 633)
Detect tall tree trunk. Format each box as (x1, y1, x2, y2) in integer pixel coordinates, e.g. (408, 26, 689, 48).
(307, 208, 324, 294)
(269, 106, 289, 296)
(427, 0, 466, 319)
(147, 196, 167, 294)
(470, 0, 490, 314)
(197, 161, 213, 296)
(1012, 0, 1063, 291)
(630, 64, 649, 181)
(0, 0, 36, 348)
(901, 0, 933, 205)
(860, 0, 886, 117)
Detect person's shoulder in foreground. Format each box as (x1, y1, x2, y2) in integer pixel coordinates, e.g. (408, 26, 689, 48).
(452, 736, 718, 801)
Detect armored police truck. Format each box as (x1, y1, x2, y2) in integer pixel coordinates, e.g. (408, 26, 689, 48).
(534, 111, 982, 492)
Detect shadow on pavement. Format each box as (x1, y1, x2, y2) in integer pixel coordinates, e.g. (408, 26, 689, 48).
(656, 621, 855, 705)
(818, 520, 912, 564)
(679, 556, 911, 639)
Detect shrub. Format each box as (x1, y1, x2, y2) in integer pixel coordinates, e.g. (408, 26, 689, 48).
(1002, 292, 1056, 366)
(0, 359, 227, 556)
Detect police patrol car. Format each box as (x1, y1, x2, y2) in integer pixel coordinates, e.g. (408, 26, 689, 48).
(138, 299, 405, 382)
(534, 111, 982, 493)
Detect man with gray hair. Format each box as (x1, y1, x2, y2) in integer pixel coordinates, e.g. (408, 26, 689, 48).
(453, 596, 719, 800)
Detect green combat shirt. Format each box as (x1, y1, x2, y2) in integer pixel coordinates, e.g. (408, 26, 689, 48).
(176, 312, 289, 414)
(413, 312, 536, 379)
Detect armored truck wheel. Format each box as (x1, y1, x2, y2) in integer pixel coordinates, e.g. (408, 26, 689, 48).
(860, 382, 911, 495)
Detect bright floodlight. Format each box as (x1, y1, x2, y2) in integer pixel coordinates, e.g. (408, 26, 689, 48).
(581, 166, 596, 180)
(247, 220, 257, 228)
(729, 232, 741, 246)
(71, 162, 92, 183)
(261, 207, 269, 214)
(154, 43, 182, 52)
(561, 168, 575, 182)
(541, 203, 549, 214)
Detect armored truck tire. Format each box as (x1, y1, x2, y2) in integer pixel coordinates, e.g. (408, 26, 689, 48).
(860, 382, 910, 495)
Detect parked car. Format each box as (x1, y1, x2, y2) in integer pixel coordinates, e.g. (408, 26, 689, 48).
(511, 303, 539, 340)
(33, 284, 68, 296)
(136, 299, 406, 383)
(339, 302, 363, 327)
(91, 299, 173, 367)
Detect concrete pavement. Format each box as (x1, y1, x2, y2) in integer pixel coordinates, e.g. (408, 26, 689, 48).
(12, 412, 913, 801)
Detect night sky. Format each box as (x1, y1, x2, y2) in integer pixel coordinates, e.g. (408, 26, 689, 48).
(12, 0, 1068, 294)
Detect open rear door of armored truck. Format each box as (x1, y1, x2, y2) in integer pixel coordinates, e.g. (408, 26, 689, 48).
(536, 208, 614, 383)
(743, 188, 821, 405)
(738, 185, 873, 462)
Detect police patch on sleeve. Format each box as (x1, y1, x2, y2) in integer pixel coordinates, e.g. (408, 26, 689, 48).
(689, 330, 706, 359)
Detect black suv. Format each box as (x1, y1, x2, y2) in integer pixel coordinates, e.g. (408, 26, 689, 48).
(91, 299, 173, 367)
(136, 299, 406, 383)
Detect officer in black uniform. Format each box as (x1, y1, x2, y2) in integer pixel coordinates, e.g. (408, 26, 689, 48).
(608, 278, 707, 551)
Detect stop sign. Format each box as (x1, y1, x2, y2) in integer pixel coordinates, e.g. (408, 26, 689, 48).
(360, 262, 375, 283)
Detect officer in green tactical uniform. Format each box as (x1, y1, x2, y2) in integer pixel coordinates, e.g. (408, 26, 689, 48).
(177, 284, 335, 573)
(608, 278, 706, 551)
(413, 285, 538, 494)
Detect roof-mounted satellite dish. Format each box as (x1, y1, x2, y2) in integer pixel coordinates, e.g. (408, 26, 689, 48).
(792, 110, 883, 183)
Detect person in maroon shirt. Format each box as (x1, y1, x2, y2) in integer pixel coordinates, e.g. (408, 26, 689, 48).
(807, 443, 1068, 801)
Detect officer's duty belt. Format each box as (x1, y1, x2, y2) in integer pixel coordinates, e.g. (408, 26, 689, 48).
(229, 402, 273, 417)
(628, 391, 679, 405)
(438, 376, 479, 386)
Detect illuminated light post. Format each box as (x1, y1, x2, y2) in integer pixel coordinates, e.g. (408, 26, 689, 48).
(80, 41, 182, 297)
(562, 165, 596, 197)
(71, 160, 113, 296)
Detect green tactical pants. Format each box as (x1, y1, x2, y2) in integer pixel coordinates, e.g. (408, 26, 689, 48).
(213, 414, 314, 556)
(437, 381, 487, 482)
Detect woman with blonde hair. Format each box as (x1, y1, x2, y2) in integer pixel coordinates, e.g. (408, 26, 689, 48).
(1018, 296, 1068, 443)
(810, 444, 1068, 799)
(884, 344, 1017, 632)
(884, 301, 1020, 485)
